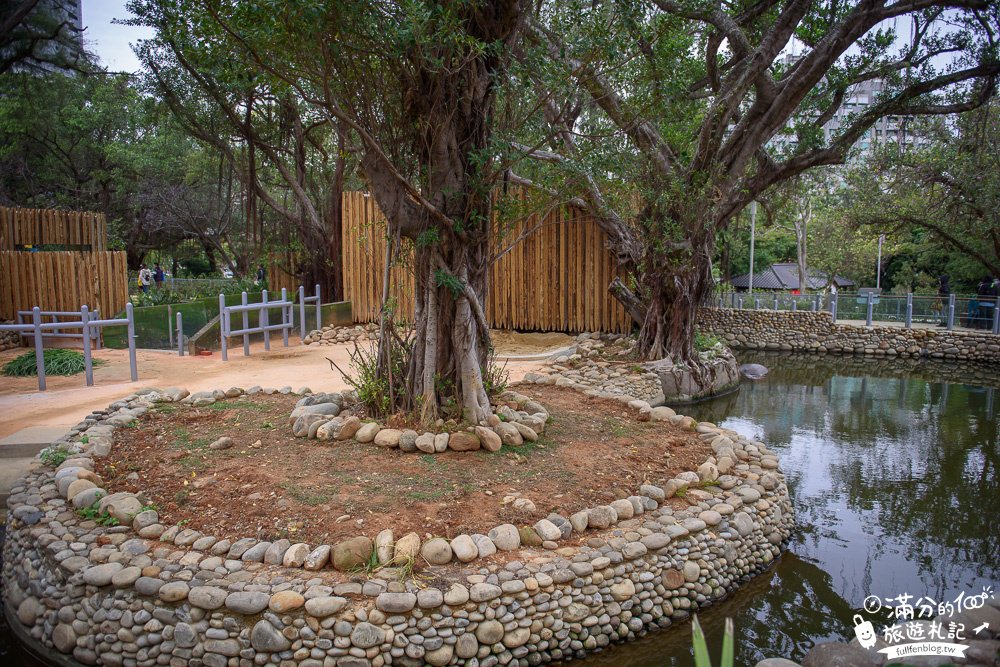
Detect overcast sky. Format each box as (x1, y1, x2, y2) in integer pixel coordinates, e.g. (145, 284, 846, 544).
(82, 0, 154, 73)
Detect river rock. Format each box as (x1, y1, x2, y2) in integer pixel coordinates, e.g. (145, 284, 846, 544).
(448, 431, 480, 451)
(487, 524, 520, 550)
(355, 422, 380, 443)
(450, 535, 478, 562)
(251, 620, 291, 652)
(420, 537, 453, 565)
(373, 429, 402, 448)
(393, 532, 420, 564)
(332, 536, 373, 571)
(476, 426, 503, 452)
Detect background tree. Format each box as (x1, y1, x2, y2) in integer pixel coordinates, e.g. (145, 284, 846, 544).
(128, 0, 530, 422)
(129, 10, 350, 295)
(513, 0, 1000, 377)
(839, 104, 1000, 283)
(0, 69, 222, 267)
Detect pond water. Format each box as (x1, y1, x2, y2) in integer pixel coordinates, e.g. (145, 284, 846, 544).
(561, 351, 1000, 666)
(2, 352, 998, 666)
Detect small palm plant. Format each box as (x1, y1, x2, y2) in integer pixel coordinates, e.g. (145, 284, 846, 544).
(691, 615, 735, 667)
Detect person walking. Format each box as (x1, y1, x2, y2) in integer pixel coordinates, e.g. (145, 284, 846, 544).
(935, 274, 950, 326)
(153, 263, 165, 290)
(256, 264, 266, 289)
(138, 265, 152, 294)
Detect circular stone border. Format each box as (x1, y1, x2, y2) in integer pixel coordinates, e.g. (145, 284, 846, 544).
(4, 382, 794, 667)
(287, 389, 550, 454)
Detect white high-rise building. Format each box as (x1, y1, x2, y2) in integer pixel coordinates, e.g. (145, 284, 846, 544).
(771, 55, 924, 158)
(5, 0, 85, 74)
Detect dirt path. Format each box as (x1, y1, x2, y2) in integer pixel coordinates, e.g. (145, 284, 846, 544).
(0, 340, 550, 438)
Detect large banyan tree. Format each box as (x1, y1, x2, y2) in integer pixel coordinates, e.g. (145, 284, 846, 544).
(130, 0, 529, 422)
(513, 0, 999, 374)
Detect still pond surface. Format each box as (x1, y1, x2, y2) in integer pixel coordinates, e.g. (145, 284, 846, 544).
(562, 352, 999, 666)
(2, 353, 998, 666)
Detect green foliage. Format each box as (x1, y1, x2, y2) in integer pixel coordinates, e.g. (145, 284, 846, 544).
(482, 349, 509, 398)
(691, 616, 734, 667)
(694, 332, 721, 353)
(433, 269, 465, 298)
(39, 446, 72, 467)
(834, 108, 1000, 293)
(337, 334, 413, 421)
(2, 349, 101, 377)
(77, 505, 119, 527)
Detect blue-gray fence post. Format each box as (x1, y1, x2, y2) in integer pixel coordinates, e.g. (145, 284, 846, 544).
(81, 305, 94, 387)
(754, 298, 760, 310)
(219, 294, 228, 361)
(773, 295, 779, 310)
(299, 285, 306, 339)
(813, 294, 819, 311)
(126, 303, 137, 382)
(315, 284, 321, 329)
(832, 294, 839, 323)
(241, 291, 250, 356)
(262, 290, 270, 352)
(281, 288, 290, 347)
(994, 297, 1000, 335)
(177, 311, 184, 356)
(866, 292, 874, 326)
(905, 293, 913, 329)
(791, 299, 797, 312)
(167, 304, 173, 349)
(32, 306, 45, 391)
(947, 294, 955, 330)
(738, 296, 744, 310)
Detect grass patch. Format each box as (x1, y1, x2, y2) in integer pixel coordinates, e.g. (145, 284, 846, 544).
(178, 455, 207, 471)
(2, 349, 103, 377)
(280, 482, 333, 506)
(207, 399, 270, 412)
(604, 418, 636, 438)
(405, 488, 448, 502)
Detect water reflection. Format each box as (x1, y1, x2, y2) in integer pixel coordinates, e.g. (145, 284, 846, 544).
(563, 352, 1000, 666)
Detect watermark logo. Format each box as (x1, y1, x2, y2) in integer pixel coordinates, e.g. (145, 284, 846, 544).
(851, 586, 994, 660)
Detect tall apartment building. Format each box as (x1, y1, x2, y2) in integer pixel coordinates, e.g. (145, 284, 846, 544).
(4, 0, 85, 74)
(771, 55, 923, 157)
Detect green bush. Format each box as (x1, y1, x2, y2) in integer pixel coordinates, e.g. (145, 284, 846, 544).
(2, 349, 102, 377)
(694, 331, 722, 352)
(39, 445, 72, 467)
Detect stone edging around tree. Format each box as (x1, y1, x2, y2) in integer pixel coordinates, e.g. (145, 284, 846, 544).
(4, 384, 794, 667)
(287, 389, 549, 454)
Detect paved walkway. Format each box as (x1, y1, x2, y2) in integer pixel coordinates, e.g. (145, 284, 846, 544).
(0, 339, 552, 439)
(837, 318, 993, 332)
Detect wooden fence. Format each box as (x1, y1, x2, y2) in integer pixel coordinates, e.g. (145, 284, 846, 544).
(341, 191, 633, 334)
(1, 206, 107, 251)
(0, 251, 128, 321)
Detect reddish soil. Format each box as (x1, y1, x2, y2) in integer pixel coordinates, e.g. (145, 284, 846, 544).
(100, 385, 709, 545)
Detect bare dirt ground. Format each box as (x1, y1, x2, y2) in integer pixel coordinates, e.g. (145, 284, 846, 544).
(0, 334, 551, 438)
(97, 385, 708, 545)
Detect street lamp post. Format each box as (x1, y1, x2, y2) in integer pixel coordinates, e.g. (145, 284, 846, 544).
(749, 201, 757, 295)
(876, 233, 885, 289)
